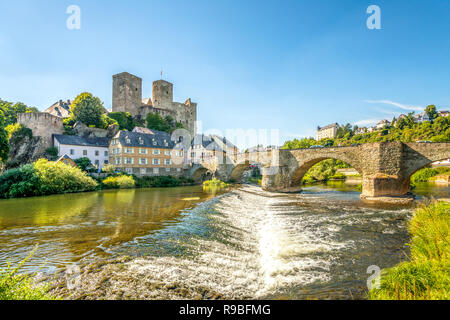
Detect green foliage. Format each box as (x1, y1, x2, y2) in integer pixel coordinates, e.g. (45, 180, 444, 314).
(301, 159, 351, 184)
(101, 164, 116, 175)
(74, 157, 93, 172)
(133, 175, 194, 188)
(0, 99, 38, 126)
(0, 159, 98, 199)
(146, 113, 184, 133)
(410, 167, 450, 185)
(369, 201, 450, 300)
(425, 105, 438, 121)
(0, 110, 9, 164)
(45, 147, 59, 160)
(203, 178, 227, 187)
(108, 112, 136, 131)
(0, 247, 58, 300)
(282, 137, 316, 149)
(5, 123, 32, 146)
(283, 114, 450, 149)
(102, 175, 135, 189)
(70, 92, 106, 128)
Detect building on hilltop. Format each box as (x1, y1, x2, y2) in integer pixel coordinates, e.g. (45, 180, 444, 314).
(44, 100, 72, 118)
(112, 72, 197, 137)
(53, 134, 110, 171)
(109, 130, 185, 177)
(376, 119, 391, 129)
(316, 123, 338, 140)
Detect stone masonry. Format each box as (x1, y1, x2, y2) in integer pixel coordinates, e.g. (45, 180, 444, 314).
(190, 142, 450, 202)
(112, 72, 197, 137)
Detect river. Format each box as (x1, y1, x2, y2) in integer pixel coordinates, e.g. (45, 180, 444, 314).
(0, 182, 448, 299)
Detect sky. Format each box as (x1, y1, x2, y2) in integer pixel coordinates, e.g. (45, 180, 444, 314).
(1, 0, 450, 149)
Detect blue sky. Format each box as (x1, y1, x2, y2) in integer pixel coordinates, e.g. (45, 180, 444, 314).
(1, 0, 450, 148)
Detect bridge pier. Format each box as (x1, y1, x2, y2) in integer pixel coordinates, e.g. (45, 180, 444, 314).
(360, 173, 414, 204)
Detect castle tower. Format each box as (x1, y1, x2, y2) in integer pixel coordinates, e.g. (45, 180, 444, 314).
(152, 80, 173, 110)
(112, 72, 142, 116)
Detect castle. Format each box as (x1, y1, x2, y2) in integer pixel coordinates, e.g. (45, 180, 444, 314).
(112, 72, 197, 137)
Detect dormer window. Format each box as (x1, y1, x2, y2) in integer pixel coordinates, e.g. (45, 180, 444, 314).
(139, 138, 144, 145)
(152, 139, 157, 146)
(125, 136, 131, 144)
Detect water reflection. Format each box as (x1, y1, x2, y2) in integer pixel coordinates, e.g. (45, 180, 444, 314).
(0, 187, 219, 273)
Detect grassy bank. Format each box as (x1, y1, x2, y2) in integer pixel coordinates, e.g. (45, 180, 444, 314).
(411, 167, 450, 186)
(369, 201, 450, 300)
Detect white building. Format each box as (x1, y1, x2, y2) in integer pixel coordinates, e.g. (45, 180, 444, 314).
(53, 134, 110, 171)
(316, 123, 339, 140)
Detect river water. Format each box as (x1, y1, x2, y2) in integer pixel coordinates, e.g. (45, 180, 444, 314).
(0, 182, 448, 299)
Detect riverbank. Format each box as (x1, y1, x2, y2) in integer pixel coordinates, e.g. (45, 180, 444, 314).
(369, 201, 450, 300)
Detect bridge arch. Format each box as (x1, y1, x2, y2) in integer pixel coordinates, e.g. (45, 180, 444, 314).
(229, 161, 263, 182)
(289, 156, 363, 188)
(190, 166, 213, 183)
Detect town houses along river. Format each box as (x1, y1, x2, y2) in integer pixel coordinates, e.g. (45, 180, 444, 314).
(0, 183, 448, 299)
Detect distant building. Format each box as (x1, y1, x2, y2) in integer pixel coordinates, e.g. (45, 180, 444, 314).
(355, 127, 367, 135)
(190, 134, 238, 164)
(45, 100, 72, 118)
(438, 111, 449, 117)
(316, 123, 338, 140)
(132, 127, 155, 135)
(413, 113, 430, 123)
(109, 130, 184, 176)
(376, 119, 390, 129)
(53, 134, 110, 171)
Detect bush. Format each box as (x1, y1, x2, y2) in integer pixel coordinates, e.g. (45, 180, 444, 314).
(411, 167, 450, 185)
(102, 175, 135, 189)
(101, 164, 116, 175)
(0, 159, 98, 198)
(203, 179, 227, 188)
(45, 147, 59, 160)
(0, 247, 58, 300)
(369, 201, 450, 300)
(133, 176, 183, 188)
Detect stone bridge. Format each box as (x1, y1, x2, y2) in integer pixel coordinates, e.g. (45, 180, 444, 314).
(189, 142, 450, 202)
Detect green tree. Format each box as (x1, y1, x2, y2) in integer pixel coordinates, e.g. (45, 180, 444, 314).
(0, 110, 9, 164)
(0, 100, 38, 126)
(108, 112, 135, 131)
(425, 105, 438, 121)
(71, 93, 105, 128)
(74, 157, 93, 172)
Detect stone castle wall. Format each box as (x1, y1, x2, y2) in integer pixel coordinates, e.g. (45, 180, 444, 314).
(112, 73, 197, 137)
(17, 112, 64, 147)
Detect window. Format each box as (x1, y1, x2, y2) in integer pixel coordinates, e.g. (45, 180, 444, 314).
(95, 160, 99, 165)
(139, 138, 144, 145)
(139, 148, 148, 154)
(124, 157, 134, 165)
(116, 157, 121, 165)
(164, 150, 171, 156)
(125, 148, 134, 154)
(70, 149, 75, 155)
(104, 160, 109, 164)
(95, 150, 99, 156)
(104, 151, 108, 156)
(83, 150, 87, 156)
(140, 168, 146, 175)
(153, 168, 159, 175)
(126, 136, 131, 144)
(126, 168, 133, 174)
(176, 168, 181, 172)
(116, 148, 121, 154)
(165, 168, 171, 172)
(164, 159, 172, 165)
(152, 159, 160, 165)
(152, 149, 160, 155)
(191, 152, 195, 158)
(139, 158, 148, 165)
(176, 151, 183, 157)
